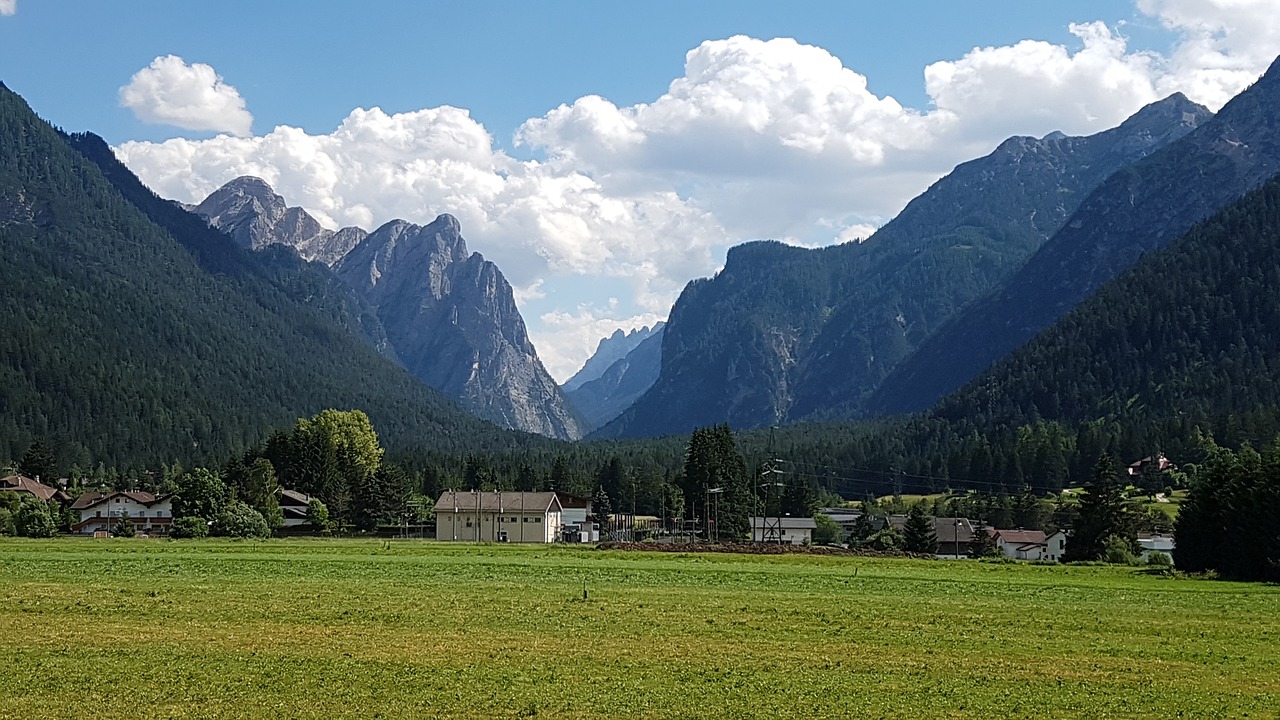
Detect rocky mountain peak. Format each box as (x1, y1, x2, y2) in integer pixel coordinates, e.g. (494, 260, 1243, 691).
(336, 215, 582, 440)
(193, 177, 364, 266)
(563, 322, 666, 392)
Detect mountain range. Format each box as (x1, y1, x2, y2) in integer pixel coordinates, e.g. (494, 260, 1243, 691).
(193, 176, 582, 440)
(0, 81, 547, 469)
(5, 49, 1280, 475)
(595, 89, 1215, 438)
(564, 324, 664, 432)
(872, 55, 1280, 416)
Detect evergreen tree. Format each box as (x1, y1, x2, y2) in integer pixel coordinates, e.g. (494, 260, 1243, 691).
(968, 519, 998, 558)
(903, 504, 939, 554)
(18, 439, 58, 485)
(113, 510, 136, 538)
(1175, 437, 1280, 580)
(1064, 455, 1137, 561)
(681, 425, 750, 541)
(593, 487, 613, 539)
(353, 463, 408, 532)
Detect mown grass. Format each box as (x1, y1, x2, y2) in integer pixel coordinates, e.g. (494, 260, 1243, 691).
(1, 538, 1277, 718)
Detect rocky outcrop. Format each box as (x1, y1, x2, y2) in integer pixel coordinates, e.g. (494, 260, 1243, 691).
(194, 176, 366, 265)
(563, 323, 664, 392)
(336, 215, 583, 440)
(194, 178, 582, 439)
(565, 325, 664, 431)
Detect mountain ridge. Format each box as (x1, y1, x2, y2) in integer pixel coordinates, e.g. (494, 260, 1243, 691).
(596, 92, 1212, 439)
(872, 56, 1280, 415)
(194, 177, 583, 440)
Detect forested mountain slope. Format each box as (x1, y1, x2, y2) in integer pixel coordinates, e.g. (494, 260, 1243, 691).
(598, 93, 1209, 438)
(934, 176, 1280, 445)
(873, 56, 1280, 415)
(0, 83, 539, 470)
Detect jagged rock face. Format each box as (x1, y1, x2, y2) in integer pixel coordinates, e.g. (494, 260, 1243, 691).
(563, 323, 664, 392)
(595, 92, 1213, 440)
(565, 325, 664, 431)
(194, 178, 582, 439)
(194, 177, 366, 265)
(337, 215, 583, 440)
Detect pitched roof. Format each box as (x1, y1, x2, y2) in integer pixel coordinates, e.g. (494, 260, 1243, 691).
(933, 517, 975, 544)
(992, 529, 1047, 545)
(0, 474, 68, 502)
(433, 490, 562, 514)
(70, 490, 167, 510)
(556, 492, 592, 509)
(279, 488, 312, 506)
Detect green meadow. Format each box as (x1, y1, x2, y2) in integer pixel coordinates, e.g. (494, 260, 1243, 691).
(1, 539, 1277, 719)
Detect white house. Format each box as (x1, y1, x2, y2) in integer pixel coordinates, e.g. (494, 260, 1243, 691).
(434, 490, 563, 543)
(70, 491, 173, 536)
(991, 529, 1050, 560)
(749, 516, 817, 545)
(1044, 530, 1069, 562)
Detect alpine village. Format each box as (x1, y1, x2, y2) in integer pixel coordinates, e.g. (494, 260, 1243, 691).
(5, 41, 1280, 720)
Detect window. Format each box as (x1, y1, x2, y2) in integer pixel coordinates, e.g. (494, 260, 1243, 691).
(523, 517, 542, 524)
(465, 520, 473, 528)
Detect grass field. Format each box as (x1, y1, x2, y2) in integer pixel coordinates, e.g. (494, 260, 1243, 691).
(1, 539, 1277, 719)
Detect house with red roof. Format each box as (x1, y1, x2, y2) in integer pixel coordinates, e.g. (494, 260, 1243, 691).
(0, 474, 70, 503)
(990, 528, 1069, 562)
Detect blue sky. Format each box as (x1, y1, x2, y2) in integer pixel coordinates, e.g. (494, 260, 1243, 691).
(2, 1, 1278, 380)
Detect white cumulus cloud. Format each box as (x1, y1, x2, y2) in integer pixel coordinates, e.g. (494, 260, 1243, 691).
(0, 1, 16, 17)
(119, 55, 253, 136)
(924, 22, 1163, 141)
(1141, 0, 1280, 108)
(115, 103, 729, 382)
(114, 2, 1280, 381)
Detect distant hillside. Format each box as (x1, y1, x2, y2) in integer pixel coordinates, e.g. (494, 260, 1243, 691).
(873, 56, 1280, 415)
(563, 324, 663, 392)
(566, 326, 664, 432)
(934, 176, 1280, 447)
(597, 93, 1210, 439)
(0, 83, 541, 470)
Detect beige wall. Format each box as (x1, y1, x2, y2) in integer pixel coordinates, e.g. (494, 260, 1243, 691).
(436, 509, 562, 543)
